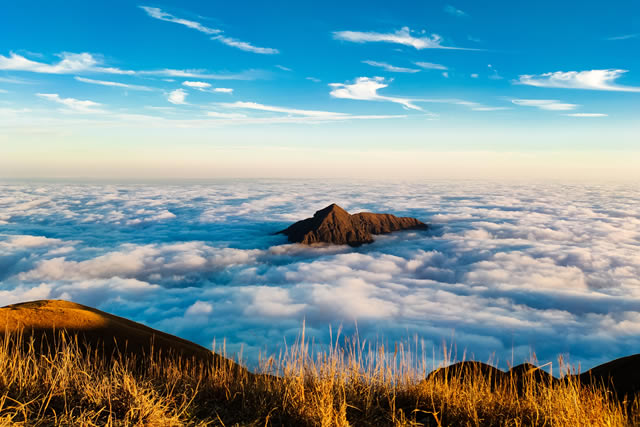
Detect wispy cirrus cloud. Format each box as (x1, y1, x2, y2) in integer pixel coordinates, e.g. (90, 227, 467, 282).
(329, 77, 422, 110)
(442, 100, 508, 111)
(415, 62, 448, 70)
(212, 35, 279, 54)
(362, 60, 420, 73)
(333, 27, 476, 50)
(182, 81, 233, 93)
(139, 6, 220, 35)
(219, 101, 348, 117)
(206, 111, 248, 119)
(0, 52, 264, 80)
(605, 33, 638, 41)
(74, 76, 153, 91)
(139, 68, 267, 80)
(518, 69, 640, 92)
(140, 6, 279, 54)
(444, 5, 468, 17)
(511, 99, 578, 111)
(564, 113, 608, 117)
(36, 93, 103, 113)
(212, 101, 406, 123)
(0, 52, 134, 75)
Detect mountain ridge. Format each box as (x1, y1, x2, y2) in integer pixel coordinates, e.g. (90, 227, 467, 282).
(278, 203, 428, 246)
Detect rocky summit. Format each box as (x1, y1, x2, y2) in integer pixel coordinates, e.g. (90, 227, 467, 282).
(277, 203, 428, 246)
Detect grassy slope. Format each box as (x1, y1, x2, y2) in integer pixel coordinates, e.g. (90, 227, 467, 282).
(1, 300, 639, 426)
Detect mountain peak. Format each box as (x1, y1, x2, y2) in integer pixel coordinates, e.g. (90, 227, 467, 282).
(314, 203, 349, 218)
(278, 204, 428, 246)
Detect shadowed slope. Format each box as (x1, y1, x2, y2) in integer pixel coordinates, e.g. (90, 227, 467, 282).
(0, 300, 237, 369)
(428, 358, 640, 399)
(426, 361, 507, 390)
(579, 354, 640, 400)
(278, 203, 428, 246)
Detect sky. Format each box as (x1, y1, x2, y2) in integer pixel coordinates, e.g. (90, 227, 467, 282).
(0, 0, 639, 179)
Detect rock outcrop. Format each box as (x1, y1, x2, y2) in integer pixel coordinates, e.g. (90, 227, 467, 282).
(278, 203, 428, 246)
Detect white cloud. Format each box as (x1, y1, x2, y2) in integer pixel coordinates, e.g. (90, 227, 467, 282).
(2, 235, 63, 248)
(220, 101, 348, 117)
(444, 5, 467, 17)
(518, 69, 640, 92)
(362, 60, 420, 73)
(470, 73, 479, 78)
(0, 52, 265, 81)
(139, 6, 220, 35)
(487, 64, 503, 80)
(167, 89, 187, 105)
(185, 301, 213, 316)
(243, 287, 306, 317)
(442, 72, 449, 78)
(333, 27, 474, 50)
(306, 77, 321, 83)
(0, 76, 30, 84)
(450, 100, 509, 111)
(206, 111, 247, 119)
(141, 69, 264, 80)
(205, 101, 406, 124)
(139, 6, 278, 55)
(212, 35, 279, 54)
(605, 34, 638, 41)
(564, 113, 608, 117)
(182, 81, 211, 89)
(415, 62, 448, 70)
(0, 52, 133, 75)
(511, 99, 578, 111)
(275, 65, 292, 71)
(20, 241, 260, 282)
(37, 93, 103, 113)
(182, 81, 233, 93)
(74, 76, 152, 91)
(329, 76, 422, 110)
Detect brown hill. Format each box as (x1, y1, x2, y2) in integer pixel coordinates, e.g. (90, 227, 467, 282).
(0, 300, 238, 370)
(278, 203, 428, 246)
(427, 361, 507, 391)
(579, 354, 640, 400)
(428, 358, 640, 399)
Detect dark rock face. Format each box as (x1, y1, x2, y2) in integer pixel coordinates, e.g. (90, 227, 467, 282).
(278, 203, 428, 246)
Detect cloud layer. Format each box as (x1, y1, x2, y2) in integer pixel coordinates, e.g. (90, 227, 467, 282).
(518, 69, 640, 92)
(329, 77, 422, 110)
(1, 181, 639, 370)
(333, 27, 474, 50)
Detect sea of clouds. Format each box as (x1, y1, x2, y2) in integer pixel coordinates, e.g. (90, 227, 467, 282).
(1, 180, 639, 371)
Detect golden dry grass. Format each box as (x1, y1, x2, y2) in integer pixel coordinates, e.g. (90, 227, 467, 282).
(1, 327, 639, 426)
(0, 300, 223, 365)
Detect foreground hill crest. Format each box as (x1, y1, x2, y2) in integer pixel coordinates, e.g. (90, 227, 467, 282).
(278, 203, 428, 246)
(0, 299, 236, 367)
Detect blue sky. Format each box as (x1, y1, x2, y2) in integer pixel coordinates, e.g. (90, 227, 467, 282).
(1, 0, 639, 179)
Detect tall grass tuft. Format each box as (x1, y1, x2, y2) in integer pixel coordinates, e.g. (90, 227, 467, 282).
(0, 328, 637, 426)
